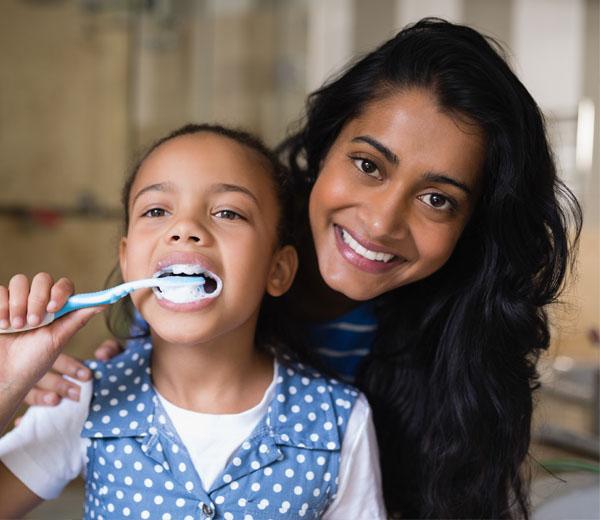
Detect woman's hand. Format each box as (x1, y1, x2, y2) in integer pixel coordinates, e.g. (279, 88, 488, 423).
(0, 273, 103, 430)
(22, 339, 123, 407)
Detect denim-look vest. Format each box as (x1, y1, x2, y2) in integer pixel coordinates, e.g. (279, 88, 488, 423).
(82, 339, 358, 520)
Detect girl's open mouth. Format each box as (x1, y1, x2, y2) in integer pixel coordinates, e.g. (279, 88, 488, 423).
(152, 264, 222, 304)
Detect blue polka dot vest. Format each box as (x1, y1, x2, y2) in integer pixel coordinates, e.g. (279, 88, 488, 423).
(82, 339, 359, 519)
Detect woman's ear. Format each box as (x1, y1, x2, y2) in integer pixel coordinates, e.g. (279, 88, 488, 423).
(266, 245, 298, 297)
(118, 237, 128, 280)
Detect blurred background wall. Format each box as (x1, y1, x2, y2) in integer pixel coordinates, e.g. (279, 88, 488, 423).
(1, 0, 597, 356)
(0, 1, 598, 513)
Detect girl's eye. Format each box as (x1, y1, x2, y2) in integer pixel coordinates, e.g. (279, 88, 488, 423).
(352, 157, 382, 180)
(143, 208, 167, 218)
(418, 193, 456, 212)
(214, 209, 243, 220)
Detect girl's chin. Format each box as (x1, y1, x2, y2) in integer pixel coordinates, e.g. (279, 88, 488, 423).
(148, 324, 218, 347)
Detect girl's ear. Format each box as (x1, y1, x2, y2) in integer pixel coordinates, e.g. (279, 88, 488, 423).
(266, 245, 298, 297)
(118, 237, 128, 280)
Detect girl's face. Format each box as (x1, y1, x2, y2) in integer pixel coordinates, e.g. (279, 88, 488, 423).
(309, 88, 485, 301)
(120, 133, 296, 346)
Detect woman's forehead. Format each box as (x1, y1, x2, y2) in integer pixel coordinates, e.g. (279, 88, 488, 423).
(341, 89, 485, 185)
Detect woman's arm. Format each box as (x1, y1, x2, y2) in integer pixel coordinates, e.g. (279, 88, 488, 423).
(19, 339, 122, 409)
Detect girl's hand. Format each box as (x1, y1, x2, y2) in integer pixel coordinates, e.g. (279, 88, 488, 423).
(21, 339, 123, 407)
(0, 274, 103, 426)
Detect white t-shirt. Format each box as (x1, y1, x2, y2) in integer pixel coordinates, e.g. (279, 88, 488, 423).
(0, 366, 386, 519)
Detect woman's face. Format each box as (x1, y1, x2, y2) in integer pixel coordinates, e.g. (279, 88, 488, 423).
(309, 88, 485, 301)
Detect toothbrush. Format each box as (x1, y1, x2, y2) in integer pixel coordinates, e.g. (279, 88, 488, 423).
(0, 277, 207, 334)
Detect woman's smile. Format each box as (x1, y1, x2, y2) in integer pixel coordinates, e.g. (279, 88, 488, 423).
(333, 224, 406, 274)
(309, 88, 484, 301)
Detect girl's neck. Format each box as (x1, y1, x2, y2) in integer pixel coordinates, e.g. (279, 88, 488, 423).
(149, 319, 274, 415)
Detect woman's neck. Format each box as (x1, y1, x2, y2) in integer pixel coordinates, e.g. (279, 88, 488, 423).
(149, 319, 274, 415)
(289, 229, 360, 322)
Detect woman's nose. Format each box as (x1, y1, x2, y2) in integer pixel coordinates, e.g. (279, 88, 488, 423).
(361, 192, 409, 240)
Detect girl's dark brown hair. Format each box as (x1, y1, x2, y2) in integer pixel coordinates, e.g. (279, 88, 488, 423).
(106, 123, 311, 366)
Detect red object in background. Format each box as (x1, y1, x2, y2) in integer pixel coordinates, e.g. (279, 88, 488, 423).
(588, 327, 600, 346)
(29, 209, 63, 229)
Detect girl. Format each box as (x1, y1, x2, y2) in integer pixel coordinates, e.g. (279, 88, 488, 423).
(30, 19, 582, 518)
(0, 124, 386, 519)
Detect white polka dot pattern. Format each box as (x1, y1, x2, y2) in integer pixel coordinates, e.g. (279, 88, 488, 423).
(82, 339, 358, 519)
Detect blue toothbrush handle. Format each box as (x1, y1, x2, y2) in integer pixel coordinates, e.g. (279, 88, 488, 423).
(0, 276, 206, 334)
(0, 289, 127, 334)
(53, 298, 104, 319)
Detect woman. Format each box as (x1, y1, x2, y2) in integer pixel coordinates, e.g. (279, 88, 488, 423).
(23, 19, 581, 518)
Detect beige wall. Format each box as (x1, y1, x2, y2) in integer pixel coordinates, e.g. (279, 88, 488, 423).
(0, 0, 129, 355)
(0, 0, 597, 363)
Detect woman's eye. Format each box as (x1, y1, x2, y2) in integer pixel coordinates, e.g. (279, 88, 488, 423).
(418, 193, 455, 211)
(352, 157, 382, 180)
(143, 208, 167, 218)
(214, 209, 243, 220)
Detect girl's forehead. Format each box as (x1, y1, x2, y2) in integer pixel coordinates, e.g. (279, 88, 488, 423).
(134, 133, 275, 194)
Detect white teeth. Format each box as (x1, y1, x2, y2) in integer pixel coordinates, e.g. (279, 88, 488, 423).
(341, 228, 394, 263)
(152, 263, 222, 303)
(168, 264, 203, 276)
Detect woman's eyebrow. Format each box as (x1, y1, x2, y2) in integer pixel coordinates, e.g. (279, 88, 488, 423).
(423, 172, 472, 195)
(131, 182, 176, 206)
(209, 183, 259, 205)
(351, 135, 399, 165)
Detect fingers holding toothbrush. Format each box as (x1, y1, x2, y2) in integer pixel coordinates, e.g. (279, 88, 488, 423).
(0, 273, 103, 431)
(0, 273, 74, 331)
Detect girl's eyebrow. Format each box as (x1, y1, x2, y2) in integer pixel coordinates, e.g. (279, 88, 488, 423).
(131, 182, 175, 206)
(208, 183, 259, 205)
(351, 135, 399, 165)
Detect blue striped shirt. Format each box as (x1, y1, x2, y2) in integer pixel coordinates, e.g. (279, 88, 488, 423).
(131, 301, 378, 382)
(307, 302, 378, 381)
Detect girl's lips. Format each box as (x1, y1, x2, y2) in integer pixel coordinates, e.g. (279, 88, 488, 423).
(155, 293, 217, 313)
(333, 224, 404, 274)
(154, 251, 218, 276)
(152, 251, 222, 310)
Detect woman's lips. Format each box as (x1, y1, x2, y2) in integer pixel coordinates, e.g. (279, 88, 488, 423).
(333, 224, 404, 274)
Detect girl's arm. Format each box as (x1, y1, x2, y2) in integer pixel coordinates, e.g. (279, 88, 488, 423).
(0, 462, 43, 518)
(323, 393, 387, 520)
(0, 375, 92, 517)
(0, 273, 102, 430)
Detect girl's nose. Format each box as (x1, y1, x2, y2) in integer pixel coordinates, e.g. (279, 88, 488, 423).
(166, 218, 209, 245)
(169, 232, 201, 243)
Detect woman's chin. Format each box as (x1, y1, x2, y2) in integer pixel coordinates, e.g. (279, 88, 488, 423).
(322, 272, 382, 302)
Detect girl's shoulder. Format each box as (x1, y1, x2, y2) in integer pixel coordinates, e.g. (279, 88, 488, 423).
(277, 358, 362, 399)
(271, 359, 362, 448)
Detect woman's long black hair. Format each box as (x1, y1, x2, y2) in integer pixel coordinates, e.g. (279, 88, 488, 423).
(278, 18, 582, 519)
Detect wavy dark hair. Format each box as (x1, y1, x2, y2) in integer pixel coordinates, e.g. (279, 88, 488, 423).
(278, 18, 582, 519)
(106, 123, 310, 363)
